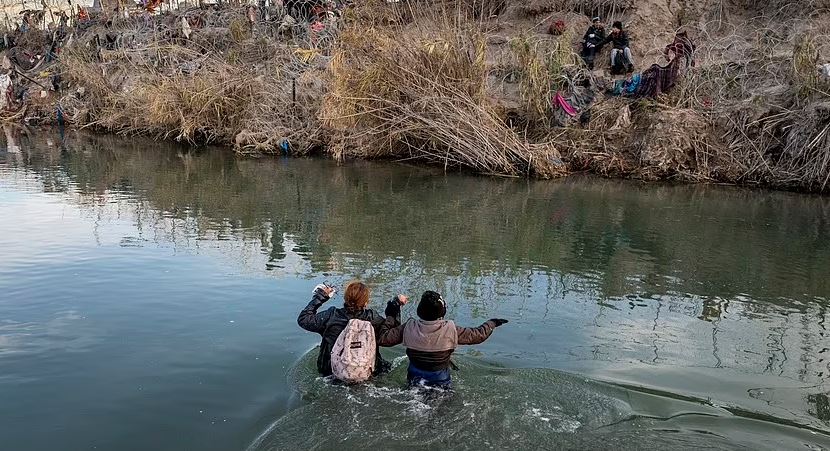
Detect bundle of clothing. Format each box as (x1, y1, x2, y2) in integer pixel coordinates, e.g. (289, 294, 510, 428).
(608, 32, 695, 98)
(609, 59, 681, 98)
(552, 82, 596, 127)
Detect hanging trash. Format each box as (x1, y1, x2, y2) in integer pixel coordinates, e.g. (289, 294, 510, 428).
(0, 74, 11, 111)
(552, 91, 578, 117)
(181, 17, 192, 40)
(548, 19, 566, 36)
(609, 105, 632, 130)
(311, 21, 326, 33)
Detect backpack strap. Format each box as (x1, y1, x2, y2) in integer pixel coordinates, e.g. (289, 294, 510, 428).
(322, 307, 362, 339)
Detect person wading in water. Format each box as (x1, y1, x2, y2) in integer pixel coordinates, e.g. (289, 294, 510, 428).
(378, 290, 508, 389)
(298, 281, 407, 378)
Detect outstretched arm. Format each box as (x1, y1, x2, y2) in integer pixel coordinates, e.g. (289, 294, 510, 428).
(377, 300, 406, 347)
(378, 321, 404, 347)
(457, 319, 508, 345)
(297, 285, 334, 333)
(381, 295, 406, 325)
(600, 34, 612, 47)
(368, 294, 406, 326)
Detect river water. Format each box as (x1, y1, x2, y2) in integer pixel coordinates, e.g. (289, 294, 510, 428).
(1, 130, 828, 451)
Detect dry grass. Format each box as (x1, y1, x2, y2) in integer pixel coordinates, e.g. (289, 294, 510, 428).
(3, 0, 828, 190)
(560, 98, 723, 181)
(57, 6, 326, 154)
(322, 17, 565, 177)
(629, 11, 830, 191)
(514, 0, 633, 18)
(510, 31, 581, 120)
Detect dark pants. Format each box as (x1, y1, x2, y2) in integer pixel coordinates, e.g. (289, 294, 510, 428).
(582, 45, 598, 70)
(610, 48, 634, 74)
(407, 364, 452, 389)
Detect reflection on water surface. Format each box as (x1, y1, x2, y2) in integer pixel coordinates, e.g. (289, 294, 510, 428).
(0, 130, 828, 450)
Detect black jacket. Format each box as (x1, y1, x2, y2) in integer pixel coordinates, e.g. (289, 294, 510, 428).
(603, 31, 630, 50)
(583, 25, 606, 47)
(297, 289, 402, 376)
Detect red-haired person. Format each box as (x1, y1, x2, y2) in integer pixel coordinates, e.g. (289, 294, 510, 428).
(298, 281, 407, 377)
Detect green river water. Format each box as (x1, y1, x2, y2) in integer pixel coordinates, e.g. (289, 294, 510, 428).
(0, 130, 828, 450)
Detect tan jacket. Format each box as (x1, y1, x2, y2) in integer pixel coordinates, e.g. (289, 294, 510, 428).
(378, 318, 496, 371)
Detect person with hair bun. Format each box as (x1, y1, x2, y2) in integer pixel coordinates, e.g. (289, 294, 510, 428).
(298, 280, 407, 377)
(378, 290, 508, 389)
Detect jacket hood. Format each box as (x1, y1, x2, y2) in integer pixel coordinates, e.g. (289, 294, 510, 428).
(402, 319, 458, 352)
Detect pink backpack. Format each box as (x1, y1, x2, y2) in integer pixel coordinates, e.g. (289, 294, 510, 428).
(330, 319, 376, 383)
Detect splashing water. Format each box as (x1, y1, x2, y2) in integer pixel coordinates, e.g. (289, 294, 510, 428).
(248, 351, 830, 451)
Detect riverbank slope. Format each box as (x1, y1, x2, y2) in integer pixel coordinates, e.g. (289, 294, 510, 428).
(2, 0, 830, 192)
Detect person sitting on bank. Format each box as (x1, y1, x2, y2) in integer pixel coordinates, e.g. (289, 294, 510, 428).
(378, 290, 508, 389)
(581, 17, 606, 70)
(298, 281, 407, 377)
(602, 21, 634, 74)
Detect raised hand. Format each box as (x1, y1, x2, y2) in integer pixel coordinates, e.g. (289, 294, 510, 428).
(313, 284, 335, 299)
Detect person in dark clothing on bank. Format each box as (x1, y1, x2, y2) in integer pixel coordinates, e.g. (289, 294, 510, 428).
(378, 290, 508, 389)
(602, 21, 634, 74)
(581, 17, 606, 70)
(298, 281, 407, 377)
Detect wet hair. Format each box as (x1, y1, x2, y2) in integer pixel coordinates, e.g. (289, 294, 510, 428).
(344, 281, 370, 312)
(613, 21, 623, 30)
(417, 291, 447, 321)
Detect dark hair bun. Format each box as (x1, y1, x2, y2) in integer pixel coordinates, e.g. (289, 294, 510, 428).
(417, 291, 446, 321)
